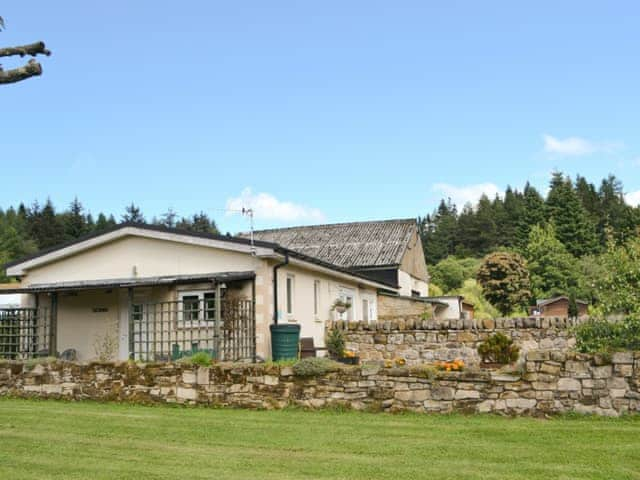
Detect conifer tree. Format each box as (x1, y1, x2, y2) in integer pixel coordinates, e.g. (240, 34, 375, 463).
(121, 203, 145, 224)
(63, 197, 88, 240)
(421, 199, 458, 264)
(545, 172, 598, 257)
(515, 182, 545, 248)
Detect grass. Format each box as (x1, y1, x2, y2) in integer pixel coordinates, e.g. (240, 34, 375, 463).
(0, 399, 639, 479)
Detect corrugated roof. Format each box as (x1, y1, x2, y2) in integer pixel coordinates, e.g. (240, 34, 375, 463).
(244, 219, 417, 268)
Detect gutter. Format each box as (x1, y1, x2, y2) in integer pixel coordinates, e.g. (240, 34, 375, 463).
(272, 252, 289, 325)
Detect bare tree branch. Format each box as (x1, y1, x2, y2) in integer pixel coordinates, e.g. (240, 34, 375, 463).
(0, 59, 42, 84)
(0, 41, 50, 58)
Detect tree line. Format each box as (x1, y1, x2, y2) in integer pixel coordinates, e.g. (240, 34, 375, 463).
(0, 199, 219, 281)
(420, 172, 640, 318)
(419, 172, 639, 263)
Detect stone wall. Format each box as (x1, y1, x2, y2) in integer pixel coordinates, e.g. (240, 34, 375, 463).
(1, 350, 639, 417)
(333, 317, 582, 366)
(377, 293, 432, 319)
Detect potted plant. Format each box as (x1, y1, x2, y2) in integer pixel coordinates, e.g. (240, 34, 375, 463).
(338, 349, 359, 365)
(331, 298, 352, 315)
(477, 332, 519, 368)
(325, 327, 345, 359)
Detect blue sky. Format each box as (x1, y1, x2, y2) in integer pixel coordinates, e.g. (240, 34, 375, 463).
(2, 1, 639, 233)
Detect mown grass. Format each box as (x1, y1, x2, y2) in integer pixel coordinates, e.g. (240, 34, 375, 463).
(0, 398, 638, 479)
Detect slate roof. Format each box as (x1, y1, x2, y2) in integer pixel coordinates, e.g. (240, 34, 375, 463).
(4, 223, 398, 289)
(244, 219, 417, 269)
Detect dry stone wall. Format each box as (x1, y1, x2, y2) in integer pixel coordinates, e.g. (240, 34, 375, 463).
(1, 349, 639, 417)
(333, 317, 582, 366)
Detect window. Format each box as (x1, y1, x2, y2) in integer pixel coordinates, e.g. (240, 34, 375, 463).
(204, 292, 217, 320)
(179, 290, 217, 326)
(132, 304, 143, 321)
(313, 280, 321, 317)
(286, 275, 294, 316)
(182, 295, 200, 321)
(338, 287, 356, 321)
(362, 299, 369, 322)
(345, 294, 354, 321)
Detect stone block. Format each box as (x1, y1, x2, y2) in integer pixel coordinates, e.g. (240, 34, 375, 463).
(505, 398, 536, 409)
(455, 389, 480, 400)
(611, 352, 634, 364)
(42, 384, 62, 395)
(177, 387, 197, 400)
(196, 367, 210, 386)
(527, 350, 549, 361)
(182, 370, 196, 385)
(539, 362, 561, 375)
(558, 378, 581, 391)
(614, 364, 633, 377)
(591, 366, 613, 379)
(532, 382, 557, 391)
(477, 400, 494, 413)
(491, 374, 521, 383)
(431, 387, 454, 400)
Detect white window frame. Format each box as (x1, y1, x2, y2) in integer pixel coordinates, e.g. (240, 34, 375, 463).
(313, 280, 321, 319)
(362, 298, 369, 322)
(178, 290, 217, 328)
(337, 286, 356, 322)
(285, 274, 295, 320)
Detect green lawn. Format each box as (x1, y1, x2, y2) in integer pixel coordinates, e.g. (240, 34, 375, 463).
(0, 399, 639, 479)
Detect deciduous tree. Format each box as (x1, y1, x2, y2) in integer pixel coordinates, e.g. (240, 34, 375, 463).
(477, 251, 531, 316)
(0, 16, 51, 85)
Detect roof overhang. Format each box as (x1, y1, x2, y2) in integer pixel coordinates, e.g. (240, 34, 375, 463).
(5, 226, 276, 276)
(4, 223, 398, 292)
(278, 254, 398, 291)
(0, 271, 255, 294)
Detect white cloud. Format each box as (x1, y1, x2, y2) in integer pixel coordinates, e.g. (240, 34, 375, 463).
(432, 182, 500, 207)
(226, 188, 326, 223)
(542, 134, 622, 156)
(625, 190, 640, 207)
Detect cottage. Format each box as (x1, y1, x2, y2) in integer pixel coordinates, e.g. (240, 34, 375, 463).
(246, 219, 432, 319)
(0, 224, 394, 362)
(424, 295, 475, 320)
(530, 296, 589, 317)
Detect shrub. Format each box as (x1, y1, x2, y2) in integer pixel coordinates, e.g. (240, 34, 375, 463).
(477, 332, 519, 364)
(178, 351, 212, 367)
(325, 327, 345, 359)
(574, 316, 640, 353)
(292, 357, 340, 377)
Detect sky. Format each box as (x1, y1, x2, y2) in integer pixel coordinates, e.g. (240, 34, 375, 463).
(2, 1, 640, 234)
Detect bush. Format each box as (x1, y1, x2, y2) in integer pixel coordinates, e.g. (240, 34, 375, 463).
(325, 327, 345, 359)
(178, 351, 212, 367)
(292, 357, 341, 377)
(574, 316, 640, 353)
(477, 332, 519, 364)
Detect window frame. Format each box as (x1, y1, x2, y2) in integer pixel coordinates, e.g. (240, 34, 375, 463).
(362, 298, 369, 322)
(178, 290, 217, 327)
(337, 286, 356, 322)
(285, 274, 295, 319)
(313, 280, 321, 319)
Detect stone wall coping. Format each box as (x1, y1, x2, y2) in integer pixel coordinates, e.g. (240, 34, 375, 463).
(329, 316, 589, 332)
